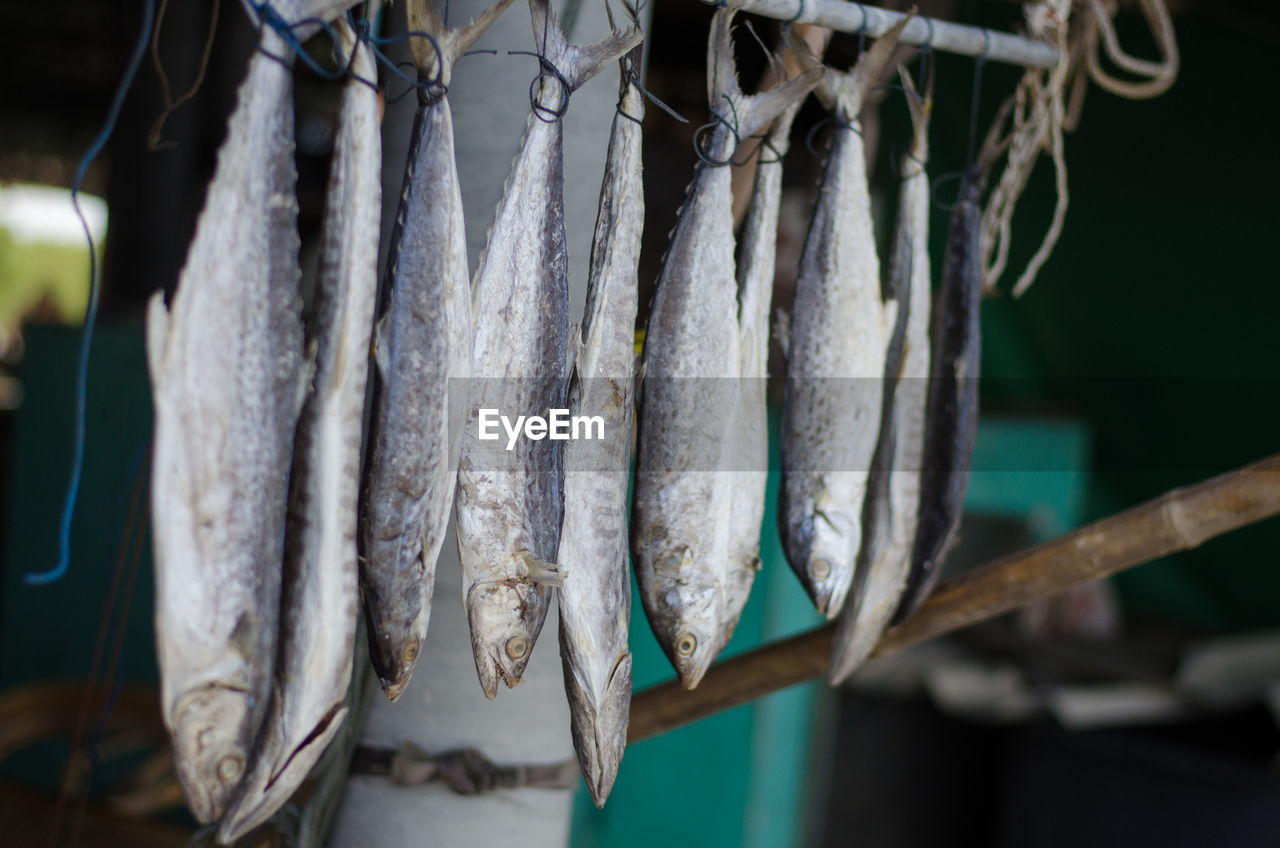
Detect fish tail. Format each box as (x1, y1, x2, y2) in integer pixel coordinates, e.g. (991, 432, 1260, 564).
(706, 5, 743, 108)
(733, 46, 821, 141)
(817, 12, 913, 118)
(409, 0, 518, 83)
(530, 0, 642, 93)
(899, 65, 931, 159)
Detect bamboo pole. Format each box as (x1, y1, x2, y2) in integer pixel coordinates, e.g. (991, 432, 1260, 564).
(629, 453, 1280, 743)
(710, 0, 1061, 69)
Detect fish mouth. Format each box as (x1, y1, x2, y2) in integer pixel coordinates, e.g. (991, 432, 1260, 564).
(364, 599, 423, 702)
(671, 645, 715, 690)
(473, 645, 530, 700)
(465, 580, 543, 699)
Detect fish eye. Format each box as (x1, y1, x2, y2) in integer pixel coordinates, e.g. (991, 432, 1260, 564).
(811, 558, 832, 579)
(505, 635, 530, 660)
(675, 633, 697, 657)
(403, 641, 419, 663)
(217, 754, 244, 784)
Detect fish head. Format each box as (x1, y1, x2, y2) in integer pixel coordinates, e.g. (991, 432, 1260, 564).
(360, 524, 435, 700)
(642, 551, 721, 688)
(781, 497, 855, 618)
(465, 578, 549, 699)
(563, 644, 632, 808)
(168, 683, 255, 823)
(217, 701, 349, 844)
(363, 592, 427, 702)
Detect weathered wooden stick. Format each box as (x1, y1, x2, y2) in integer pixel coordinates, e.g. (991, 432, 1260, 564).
(629, 453, 1280, 743)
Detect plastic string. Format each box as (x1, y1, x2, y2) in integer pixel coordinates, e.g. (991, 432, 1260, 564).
(27, 0, 157, 587)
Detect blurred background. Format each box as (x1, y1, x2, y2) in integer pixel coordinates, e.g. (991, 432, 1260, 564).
(1, 0, 1278, 845)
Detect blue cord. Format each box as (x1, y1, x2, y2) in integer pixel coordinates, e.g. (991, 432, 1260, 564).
(27, 0, 157, 586)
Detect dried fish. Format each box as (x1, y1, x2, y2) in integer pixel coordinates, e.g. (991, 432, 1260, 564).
(831, 68, 932, 683)
(778, 19, 908, 619)
(893, 163, 985, 624)
(556, 34, 644, 807)
(723, 100, 802, 647)
(216, 20, 378, 842)
(457, 0, 640, 699)
(633, 8, 818, 689)
(145, 13, 314, 824)
(360, 0, 515, 700)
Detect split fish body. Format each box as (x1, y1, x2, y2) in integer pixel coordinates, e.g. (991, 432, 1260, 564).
(216, 21, 378, 843)
(831, 71, 932, 682)
(359, 0, 515, 701)
(633, 8, 818, 688)
(557, 42, 644, 808)
(146, 18, 310, 825)
(893, 166, 983, 625)
(457, 0, 641, 699)
(778, 21, 908, 619)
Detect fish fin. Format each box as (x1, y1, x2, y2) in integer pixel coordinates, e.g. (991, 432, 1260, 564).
(144, 291, 168, 383)
(519, 551, 563, 587)
(818, 12, 913, 118)
(773, 307, 791, 359)
(408, 0, 516, 82)
(530, 0, 641, 93)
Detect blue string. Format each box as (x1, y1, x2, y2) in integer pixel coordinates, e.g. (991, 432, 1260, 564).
(27, 0, 157, 586)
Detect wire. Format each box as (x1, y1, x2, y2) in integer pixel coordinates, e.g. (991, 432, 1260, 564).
(27, 0, 158, 587)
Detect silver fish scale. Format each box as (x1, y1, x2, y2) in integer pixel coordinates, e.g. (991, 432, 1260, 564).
(723, 106, 798, 647)
(457, 100, 569, 699)
(831, 117, 932, 682)
(780, 116, 897, 620)
(218, 25, 377, 841)
(633, 120, 740, 689)
(147, 25, 302, 824)
(361, 94, 472, 700)
(557, 65, 643, 807)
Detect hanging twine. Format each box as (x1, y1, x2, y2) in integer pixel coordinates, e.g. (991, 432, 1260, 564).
(979, 0, 1179, 298)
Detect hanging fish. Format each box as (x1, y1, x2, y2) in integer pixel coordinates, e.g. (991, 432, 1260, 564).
(723, 93, 804, 647)
(214, 20, 378, 842)
(777, 18, 908, 619)
(456, 0, 641, 699)
(892, 160, 986, 625)
(632, 7, 819, 689)
(360, 0, 516, 701)
(830, 66, 932, 683)
(556, 24, 644, 808)
(144, 3, 327, 823)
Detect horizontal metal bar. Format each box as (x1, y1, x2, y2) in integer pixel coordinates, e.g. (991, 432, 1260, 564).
(708, 0, 1061, 69)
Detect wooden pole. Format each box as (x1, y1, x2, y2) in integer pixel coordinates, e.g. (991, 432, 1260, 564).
(629, 453, 1280, 743)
